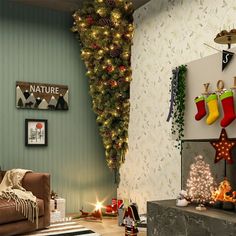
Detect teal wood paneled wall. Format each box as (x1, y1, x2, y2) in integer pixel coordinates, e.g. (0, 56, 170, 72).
(0, 0, 116, 213)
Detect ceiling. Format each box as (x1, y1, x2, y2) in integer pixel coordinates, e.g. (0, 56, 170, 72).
(11, 0, 150, 12)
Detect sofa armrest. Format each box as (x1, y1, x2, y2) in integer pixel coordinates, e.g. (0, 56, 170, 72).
(22, 172, 50, 200)
(22, 172, 50, 226)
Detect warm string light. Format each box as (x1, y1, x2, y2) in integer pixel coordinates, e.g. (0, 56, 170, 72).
(211, 129, 236, 164)
(72, 0, 134, 175)
(95, 201, 103, 211)
(186, 155, 215, 204)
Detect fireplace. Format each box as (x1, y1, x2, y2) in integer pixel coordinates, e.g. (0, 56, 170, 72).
(181, 141, 236, 211)
(147, 199, 236, 236)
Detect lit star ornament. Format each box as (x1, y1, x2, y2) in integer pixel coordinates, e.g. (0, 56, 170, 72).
(210, 129, 236, 164)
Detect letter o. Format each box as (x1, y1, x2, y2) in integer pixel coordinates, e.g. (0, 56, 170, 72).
(217, 80, 224, 91)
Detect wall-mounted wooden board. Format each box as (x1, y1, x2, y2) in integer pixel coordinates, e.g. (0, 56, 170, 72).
(16, 81, 69, 110)
(183, 47, 236, 140)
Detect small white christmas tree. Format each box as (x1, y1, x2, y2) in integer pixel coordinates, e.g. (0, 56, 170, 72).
(186, 155, 215, 210)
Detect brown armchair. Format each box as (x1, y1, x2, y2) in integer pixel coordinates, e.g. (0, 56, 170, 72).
(0, 171, 50, 236)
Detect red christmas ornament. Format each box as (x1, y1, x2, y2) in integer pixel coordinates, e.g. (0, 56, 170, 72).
(119, 65, 126, 72)
(109, 80, 118, 88)
(106, 65, 114, 73)
(86, 15, 94, 25)
(91, 43, 100, 49)
(36, 123, 43, 129)
(210, 128, 236, 164)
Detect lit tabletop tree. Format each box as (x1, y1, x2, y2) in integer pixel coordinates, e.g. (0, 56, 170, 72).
(186, 155, 215, 210)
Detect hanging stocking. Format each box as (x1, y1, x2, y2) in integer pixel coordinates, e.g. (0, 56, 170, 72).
(206, 93, 219, 125)
(194, 96, 206, 121)
(220, 90, 236, 127)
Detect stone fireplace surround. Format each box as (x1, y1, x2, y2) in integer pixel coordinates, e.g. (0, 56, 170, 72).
(181, 141, 236, 191)
(147, 200, 236, 236)
(147, 142, 236, 236)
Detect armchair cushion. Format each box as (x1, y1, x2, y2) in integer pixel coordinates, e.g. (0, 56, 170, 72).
(0, 198, 44, 225)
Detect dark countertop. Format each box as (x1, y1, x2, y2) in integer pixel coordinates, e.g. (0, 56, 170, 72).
(148, 199, 236, 223)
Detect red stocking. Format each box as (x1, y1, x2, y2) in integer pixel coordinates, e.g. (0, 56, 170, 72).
(194, 96, 206, 121)
(220, 90, 236, 127)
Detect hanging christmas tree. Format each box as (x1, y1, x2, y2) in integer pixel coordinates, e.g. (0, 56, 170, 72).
(71, 0, 134, 180)
(186, 155, 215, 210)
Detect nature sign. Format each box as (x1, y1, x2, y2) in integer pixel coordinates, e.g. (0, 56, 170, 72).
(16, 81, 69, 111)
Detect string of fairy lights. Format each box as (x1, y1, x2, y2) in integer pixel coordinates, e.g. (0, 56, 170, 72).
(72, 0, 134, 180)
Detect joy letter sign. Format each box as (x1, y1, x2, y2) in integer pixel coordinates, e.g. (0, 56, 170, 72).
(16, 81, 69, 111)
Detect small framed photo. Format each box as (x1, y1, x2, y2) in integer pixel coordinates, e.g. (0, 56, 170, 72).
(25, 119, 48, 146)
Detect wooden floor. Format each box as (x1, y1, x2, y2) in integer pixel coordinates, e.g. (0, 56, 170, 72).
(74, 217, 147, 236)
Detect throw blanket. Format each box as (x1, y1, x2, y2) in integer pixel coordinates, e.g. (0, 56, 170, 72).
(0, 169, 38, 227)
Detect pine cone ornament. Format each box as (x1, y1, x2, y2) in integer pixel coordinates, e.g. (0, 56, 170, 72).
(110, 47, 122, 57)
(106, 0, 116, 8)
(99, 18, 113, 27)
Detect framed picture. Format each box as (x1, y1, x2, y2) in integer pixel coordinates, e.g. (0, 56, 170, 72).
(25, 119, 48, 146)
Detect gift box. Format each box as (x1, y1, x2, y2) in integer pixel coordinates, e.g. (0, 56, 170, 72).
(50, 199, 55, 212)
(50, 210, 61, 223)
(56, 198, 66, 220)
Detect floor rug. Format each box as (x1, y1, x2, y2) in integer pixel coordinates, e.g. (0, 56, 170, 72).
(24, 221, 100, 236)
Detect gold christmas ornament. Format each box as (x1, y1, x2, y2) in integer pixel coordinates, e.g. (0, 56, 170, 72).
(79, 22, 86, 29)
(103, 30, 109, 36)
(106, 59, 112, 64)
(86, 70, 92, 76)
(82, 53, 91, 60)
(124, 1, 133, 11)
(96, 7, 108, 17)
(125, 33, 132, 39)
(121, 51, 130, 60)
(128, 24, 134, 32)
(94, 54, 102, 60)
(112, 39, 121, 45)
(91, 29, 99, 38)
(115, 33, 121, 39)
(71, 26, 78, 33)
(98, 49, 104, 56)
(117, 0, 124, 4)
(110, 44, 115, 50)
(112, 21, 120, 27)
(111, 9, 122, 19)
(125, 76, 132, 82)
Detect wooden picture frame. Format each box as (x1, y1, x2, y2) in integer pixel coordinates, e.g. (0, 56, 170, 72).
(25, 119, 48, 146)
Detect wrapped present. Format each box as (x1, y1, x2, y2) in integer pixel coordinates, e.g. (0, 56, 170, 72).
(56, 198, 66, 220)
(50, 199, 55, 212)
(50, 210, 61, 223)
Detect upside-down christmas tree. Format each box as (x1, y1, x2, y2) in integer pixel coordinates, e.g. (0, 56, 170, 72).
(186, 155, 215, 210)
(72, 0, 134, 181)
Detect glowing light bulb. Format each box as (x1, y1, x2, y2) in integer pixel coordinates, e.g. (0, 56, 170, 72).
(95, 202, 103, 211)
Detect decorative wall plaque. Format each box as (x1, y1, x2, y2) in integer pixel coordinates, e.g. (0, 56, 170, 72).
(16, 81, 69, 110)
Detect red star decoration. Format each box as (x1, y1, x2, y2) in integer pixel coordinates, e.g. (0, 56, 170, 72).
(210, 129, 236, 164)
